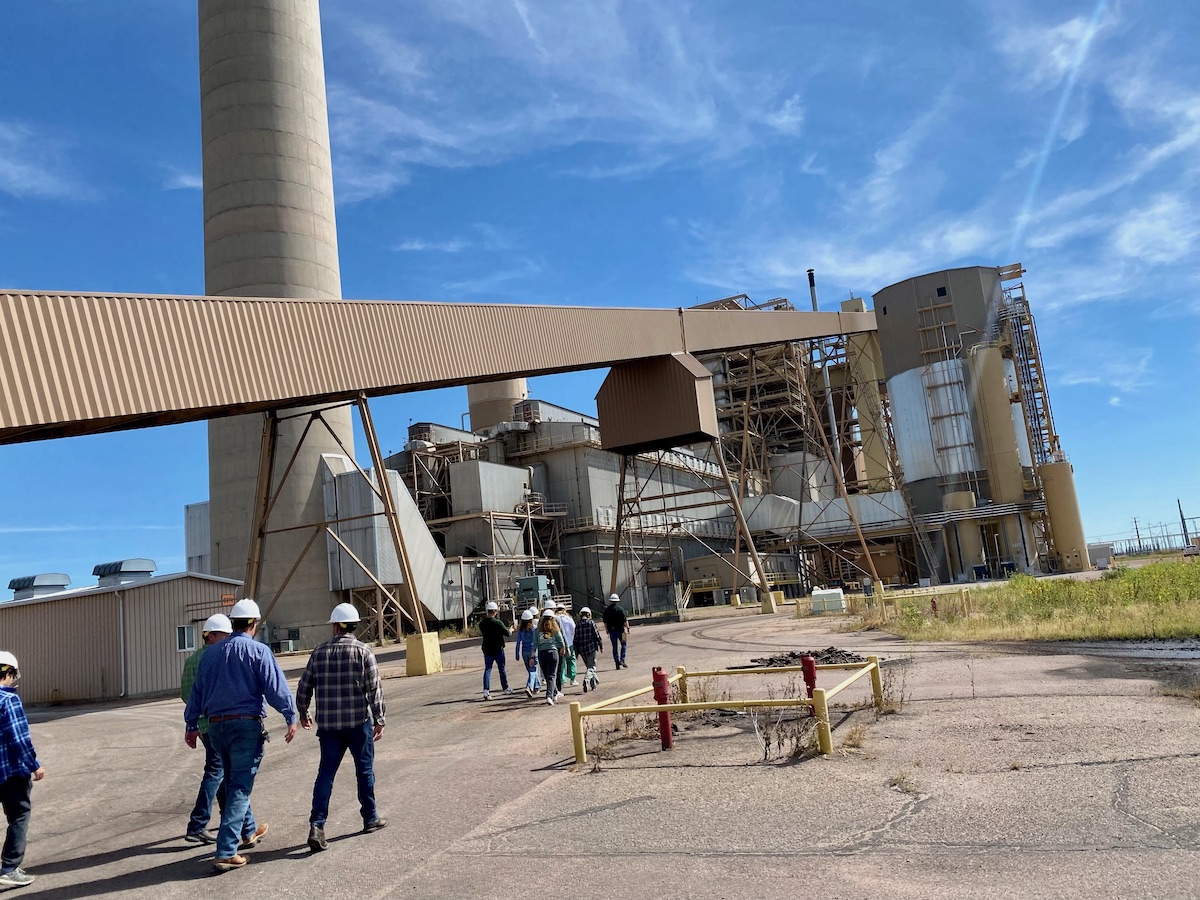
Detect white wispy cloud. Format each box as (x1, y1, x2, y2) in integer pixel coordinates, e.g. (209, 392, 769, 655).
(324, 2, 811, 199)
(1110, 193, 1200, 264)
(0, 120, 78, 199)
(162, 168, 202, 191)
(395, 238, 470, 253)
(1055, 341, 1153, 393)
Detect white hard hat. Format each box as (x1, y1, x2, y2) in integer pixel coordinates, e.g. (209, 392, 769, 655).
(556, 602, 567, 610)
(485, 601, 499, 612)
(229, 598, 261, 619)
(0, 651, 18, 670)
(520, 609, 535, 621)
(540, 608, 556, 618)
(608, 593, 620, 603)
(579, 607, 592, 617)
(203, 614, 233, 634)
(328, 602, 361, 624)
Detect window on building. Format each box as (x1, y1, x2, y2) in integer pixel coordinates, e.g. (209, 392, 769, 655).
(177, 625, 196, 652)
(936, 286, 947, 297)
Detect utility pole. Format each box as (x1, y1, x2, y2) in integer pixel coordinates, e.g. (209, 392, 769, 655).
(1132, 517, 1143, 555)
(1179, 499, 1191, 549)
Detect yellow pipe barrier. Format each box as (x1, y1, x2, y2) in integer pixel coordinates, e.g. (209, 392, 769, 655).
(568, 660, 881, 763)
(812, 688, 832, 753)
(868, 655, 883, 708)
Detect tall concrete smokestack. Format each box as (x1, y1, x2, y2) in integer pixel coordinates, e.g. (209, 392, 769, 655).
(199, 0, 352, 642)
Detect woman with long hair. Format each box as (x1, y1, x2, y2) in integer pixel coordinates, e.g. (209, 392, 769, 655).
(534, 609, 567, 706)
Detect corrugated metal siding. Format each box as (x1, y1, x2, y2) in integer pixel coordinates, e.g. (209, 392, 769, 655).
(597, 354, 718, 453)
(0, 291, 872, 443)
(122, 578, 230, 698)
(0, 595, 122, 705)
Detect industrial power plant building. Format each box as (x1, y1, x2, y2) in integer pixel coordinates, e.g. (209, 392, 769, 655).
(172, 263, 1087, 647)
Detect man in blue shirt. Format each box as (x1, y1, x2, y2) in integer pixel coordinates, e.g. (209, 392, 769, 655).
(0, 651, 43, 889)
(184, 599, 297, 872)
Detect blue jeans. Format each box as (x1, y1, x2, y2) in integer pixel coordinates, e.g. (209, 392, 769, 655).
(186, 731, 228, 836)
(310, 721, 377, 828)
(607, 629, 627, 667)
(522, 654, 540, 691)
(208, 719, 264, 859)
(538, 649, 560, 700)
(0, 775, 31, 874)
(482, 652, 509, 692)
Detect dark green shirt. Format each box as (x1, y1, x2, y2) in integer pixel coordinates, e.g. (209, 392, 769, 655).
(479, 616, 511, 655)
(180, 645, 208, 734)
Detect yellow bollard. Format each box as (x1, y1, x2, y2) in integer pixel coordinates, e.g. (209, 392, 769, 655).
(868, 656, 883, 709)
(570, 702, 586, 764)
(676, 665, 689, 704)
(813, 688, 832, 754)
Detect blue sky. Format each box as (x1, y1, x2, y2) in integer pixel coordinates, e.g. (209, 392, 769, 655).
(1, 0, 1197, 588)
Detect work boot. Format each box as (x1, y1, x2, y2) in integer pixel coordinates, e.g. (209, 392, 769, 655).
(184, 829, 217, 844)
(212, 855, 248, 872)
(238, 823, 269, 849)
(364, 817, 388, 833)
(307, 825, 328, 852)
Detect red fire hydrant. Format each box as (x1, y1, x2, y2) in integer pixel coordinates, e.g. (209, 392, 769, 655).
(652, 666, 674, 751)
(801, 654, 817, 716)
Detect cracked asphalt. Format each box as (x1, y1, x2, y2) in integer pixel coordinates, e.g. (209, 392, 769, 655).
(17, 609, 1200, 899)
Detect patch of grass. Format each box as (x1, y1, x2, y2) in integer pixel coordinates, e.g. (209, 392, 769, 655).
(877, 661, 909, 717)
(842, 723, 868, 749)
(873, 562, 1200, 642)
(886, 770, 919, 794)
(1008, 760, 1022, 771)
(1160, 674, 1200, 706)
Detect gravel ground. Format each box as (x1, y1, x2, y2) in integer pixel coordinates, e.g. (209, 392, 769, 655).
(18, 611, 1200, 899)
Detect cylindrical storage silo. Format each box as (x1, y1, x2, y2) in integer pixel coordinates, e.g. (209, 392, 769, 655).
(1039, 460, 1087, 573)
(468, 379, 528, 432)
(967, 347, 1025, 504)
(943, 491, 983, 580)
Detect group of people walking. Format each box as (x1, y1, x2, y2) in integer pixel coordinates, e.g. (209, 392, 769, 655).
(479, 594, 631, 706)
(0, 592, 633, 886)
(181, 598, 387, 872)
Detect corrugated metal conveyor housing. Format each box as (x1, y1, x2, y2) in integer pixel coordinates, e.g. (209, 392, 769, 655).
(0, 290, 875, 444)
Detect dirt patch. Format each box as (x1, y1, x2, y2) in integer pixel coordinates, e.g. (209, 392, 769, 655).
(730, 646, 868, 668)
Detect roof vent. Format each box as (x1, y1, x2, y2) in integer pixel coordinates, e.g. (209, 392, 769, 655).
(7, 573, 72, 602)
(93, 558, 156, 587)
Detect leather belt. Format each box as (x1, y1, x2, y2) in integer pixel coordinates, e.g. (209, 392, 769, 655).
(208, 714, 263, 723)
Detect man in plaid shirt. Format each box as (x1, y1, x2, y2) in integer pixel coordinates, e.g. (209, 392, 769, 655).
(0, 651, 43, 889)
(297, 603, 387, 853)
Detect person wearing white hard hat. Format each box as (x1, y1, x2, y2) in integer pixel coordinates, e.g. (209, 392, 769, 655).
(572, 608, 604, 694)
(0, 651, 43, 889)
(184, 598, 297, 872)
(534, 609, 568, 706)
(180, 614, 238, 845)
(602, 594, 629, 669)
(477, 601, 512, 701)
(513, 608, 541, 697)
(296, 603, 387, 853)
(555, 602, 578, 690)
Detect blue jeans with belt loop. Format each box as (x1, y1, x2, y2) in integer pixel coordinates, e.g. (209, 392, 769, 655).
(310, 721, 377, 828)
(186, 731, 229, 836)
(207, 719, 264, 860)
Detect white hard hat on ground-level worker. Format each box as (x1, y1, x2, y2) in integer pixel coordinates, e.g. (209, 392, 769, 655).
(556, 602, 567, 611)
(203, 614, 233, 634)
(520, 608, 535, 621)
(608, 594, 620, 603)
(230, 598, 261, 619)
(485, 601, 499, 612)
(328, 602, 360, 624)
(0, 651, 18, 670)
(579, 607, 592, 617)
(540, 608, 557, 618)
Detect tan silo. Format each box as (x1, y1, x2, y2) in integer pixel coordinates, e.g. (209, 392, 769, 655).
(468, 379, 529, 431)
(1039, 460, 1087, 572)
(943, 491, 984, 579)
(967, 346, 1024, 504)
